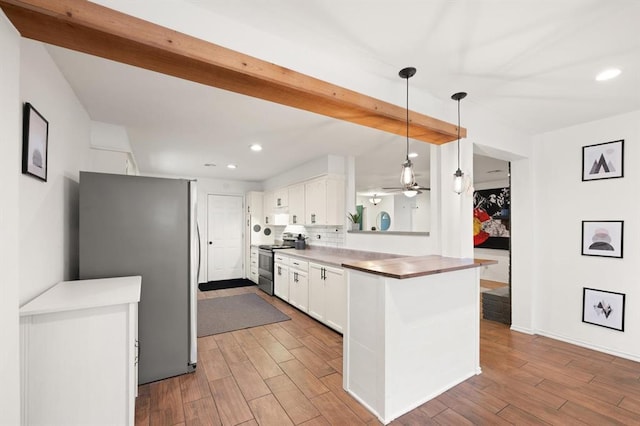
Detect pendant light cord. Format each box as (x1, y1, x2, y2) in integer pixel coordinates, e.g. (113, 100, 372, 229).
(405, 75, 409, 161)
(457, 98, 461, 170)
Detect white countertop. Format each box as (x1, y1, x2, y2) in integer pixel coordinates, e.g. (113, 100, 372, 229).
(20, 276, 142, 316)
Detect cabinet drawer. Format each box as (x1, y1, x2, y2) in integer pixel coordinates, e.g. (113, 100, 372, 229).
(289, 258, 308, 271)
(274, 254, 289, 265)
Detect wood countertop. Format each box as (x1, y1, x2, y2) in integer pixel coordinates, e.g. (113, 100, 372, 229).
(342, 255, 497, 279)
(276, 247, 497, 279)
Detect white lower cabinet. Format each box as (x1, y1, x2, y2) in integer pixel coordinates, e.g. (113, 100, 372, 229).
(309, 262, 346, 333)
(277, 254, 345, 333)
(274, 262, 290, 301)
(288, 259, 309, 312)
(250, 246, 259, 284)
(20, 276, 141, 426)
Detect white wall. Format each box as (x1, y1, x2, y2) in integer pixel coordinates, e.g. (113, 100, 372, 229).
(90, 121, 139, 175)
(532, 111, 640, 360)
(263, 155, 344, 191)
(0, 12, 21, 425)
(19, 39, 92, 305)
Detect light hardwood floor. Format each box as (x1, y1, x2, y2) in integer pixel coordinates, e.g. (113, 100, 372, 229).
(135, 285, 640, 425)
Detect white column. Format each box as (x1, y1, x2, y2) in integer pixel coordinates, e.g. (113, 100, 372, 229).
(510, 156, 536, 333)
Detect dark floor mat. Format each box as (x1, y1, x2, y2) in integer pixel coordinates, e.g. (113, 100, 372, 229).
(198, 278, 255, 292)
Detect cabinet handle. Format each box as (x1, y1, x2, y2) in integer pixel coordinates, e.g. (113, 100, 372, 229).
(277, 266, 281, 275)
(311, 213, 316, 224)
(265, 216, 269, 224)
(293, 215, 297, 224)
(135, 339, 140, 365)
(294, 272, 298, 282)
(277, 198, 281, 206)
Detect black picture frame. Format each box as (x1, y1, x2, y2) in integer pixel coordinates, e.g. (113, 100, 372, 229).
(582, 287, 625, 332)
(22, 102, 49, 182)
(581, 220, 623, 258)
(473, 187, 510, 250)
(582, 139, 624, 181)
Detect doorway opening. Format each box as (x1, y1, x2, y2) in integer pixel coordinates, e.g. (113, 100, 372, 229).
(206, 194, 244, 281)
(473, 154, 511, 325)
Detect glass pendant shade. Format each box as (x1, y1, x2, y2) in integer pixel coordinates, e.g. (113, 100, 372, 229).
(400, 160, 415, 186)
(451, 91, 468, 195)
(453, 168, 464, 194)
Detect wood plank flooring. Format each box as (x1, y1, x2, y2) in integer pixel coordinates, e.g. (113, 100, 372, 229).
(135, 285, 640, 425)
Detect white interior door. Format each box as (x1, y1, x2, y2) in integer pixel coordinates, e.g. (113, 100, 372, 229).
(207, 194, 244, 281)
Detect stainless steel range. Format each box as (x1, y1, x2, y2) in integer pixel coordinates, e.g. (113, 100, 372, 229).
(257, 233, 297, 295)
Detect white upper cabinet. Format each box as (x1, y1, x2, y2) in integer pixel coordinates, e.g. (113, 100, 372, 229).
(274, 187, 289, 209)
(304, 176, 345, 226)
(288, 183, 305, 225)
(263, 191, 274, 225)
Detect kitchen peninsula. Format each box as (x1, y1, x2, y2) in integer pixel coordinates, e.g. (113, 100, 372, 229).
(341, 255, 495, 424)
(275, 246, 495, 424)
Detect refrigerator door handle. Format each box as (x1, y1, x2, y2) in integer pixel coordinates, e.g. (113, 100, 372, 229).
(188, 180, 198, 369)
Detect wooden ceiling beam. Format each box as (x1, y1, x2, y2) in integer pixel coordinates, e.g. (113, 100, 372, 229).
(0, 0, 466, 144)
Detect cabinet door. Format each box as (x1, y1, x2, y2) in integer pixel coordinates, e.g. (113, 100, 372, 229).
(304, 179, 326, 225)
(289, 269, 309, 312)
(274, 263, 290, 301)
(274, 188, 288, 208)
(263, 191, 274, 225)
(288, 183, 305, 225)
(308, 263, 325, 321)
(324, 266, 346, 333)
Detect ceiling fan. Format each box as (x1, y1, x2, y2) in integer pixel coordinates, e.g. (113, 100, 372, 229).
(382, 67, 430, 198)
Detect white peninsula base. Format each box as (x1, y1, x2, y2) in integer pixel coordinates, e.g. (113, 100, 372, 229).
(343, 264, 482, 424)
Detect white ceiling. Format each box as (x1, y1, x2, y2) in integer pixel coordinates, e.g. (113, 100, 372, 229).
(45, 0, 640, 191)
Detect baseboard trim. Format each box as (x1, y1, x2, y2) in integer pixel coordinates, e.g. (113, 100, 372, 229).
(510, 324, 534, 335)
(535, 329, 640, 363)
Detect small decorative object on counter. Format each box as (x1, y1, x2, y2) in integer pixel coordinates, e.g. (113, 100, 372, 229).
(347, 212, 361, 231)
(294, 234, 306, 250)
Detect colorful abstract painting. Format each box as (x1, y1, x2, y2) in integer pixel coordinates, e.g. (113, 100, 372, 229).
(473, 187, 510, 250)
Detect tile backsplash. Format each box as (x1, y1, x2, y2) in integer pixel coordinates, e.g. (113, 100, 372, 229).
(273, 225, 345, 248)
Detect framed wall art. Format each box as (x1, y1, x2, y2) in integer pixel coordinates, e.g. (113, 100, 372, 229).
(22, 102, 49, 182)
(582, 139, 623, 181)
(581, 220, 623, 258)
(582, 287, 625, 332)
(473, 187, 510, 250)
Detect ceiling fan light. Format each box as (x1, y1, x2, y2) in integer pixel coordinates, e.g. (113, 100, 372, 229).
(403, 189, 418, 198)
(453, 168, 464, 194)
(401, 160, 415, 186)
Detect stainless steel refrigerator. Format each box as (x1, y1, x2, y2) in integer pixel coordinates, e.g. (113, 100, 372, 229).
(79, 172, 198, 384)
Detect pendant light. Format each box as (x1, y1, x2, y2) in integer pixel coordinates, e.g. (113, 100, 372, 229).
(369, 194, 382, 205)
(399, 67, 417, 196)
(451, 91, 467, 194)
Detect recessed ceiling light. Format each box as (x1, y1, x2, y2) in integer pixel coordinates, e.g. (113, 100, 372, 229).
(204, 163, 216, 167)
(227, 164, 237, 169)
(249, 144, 263, 152)
(595, 68, 621, 81)
(408, 152, 418, 158)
